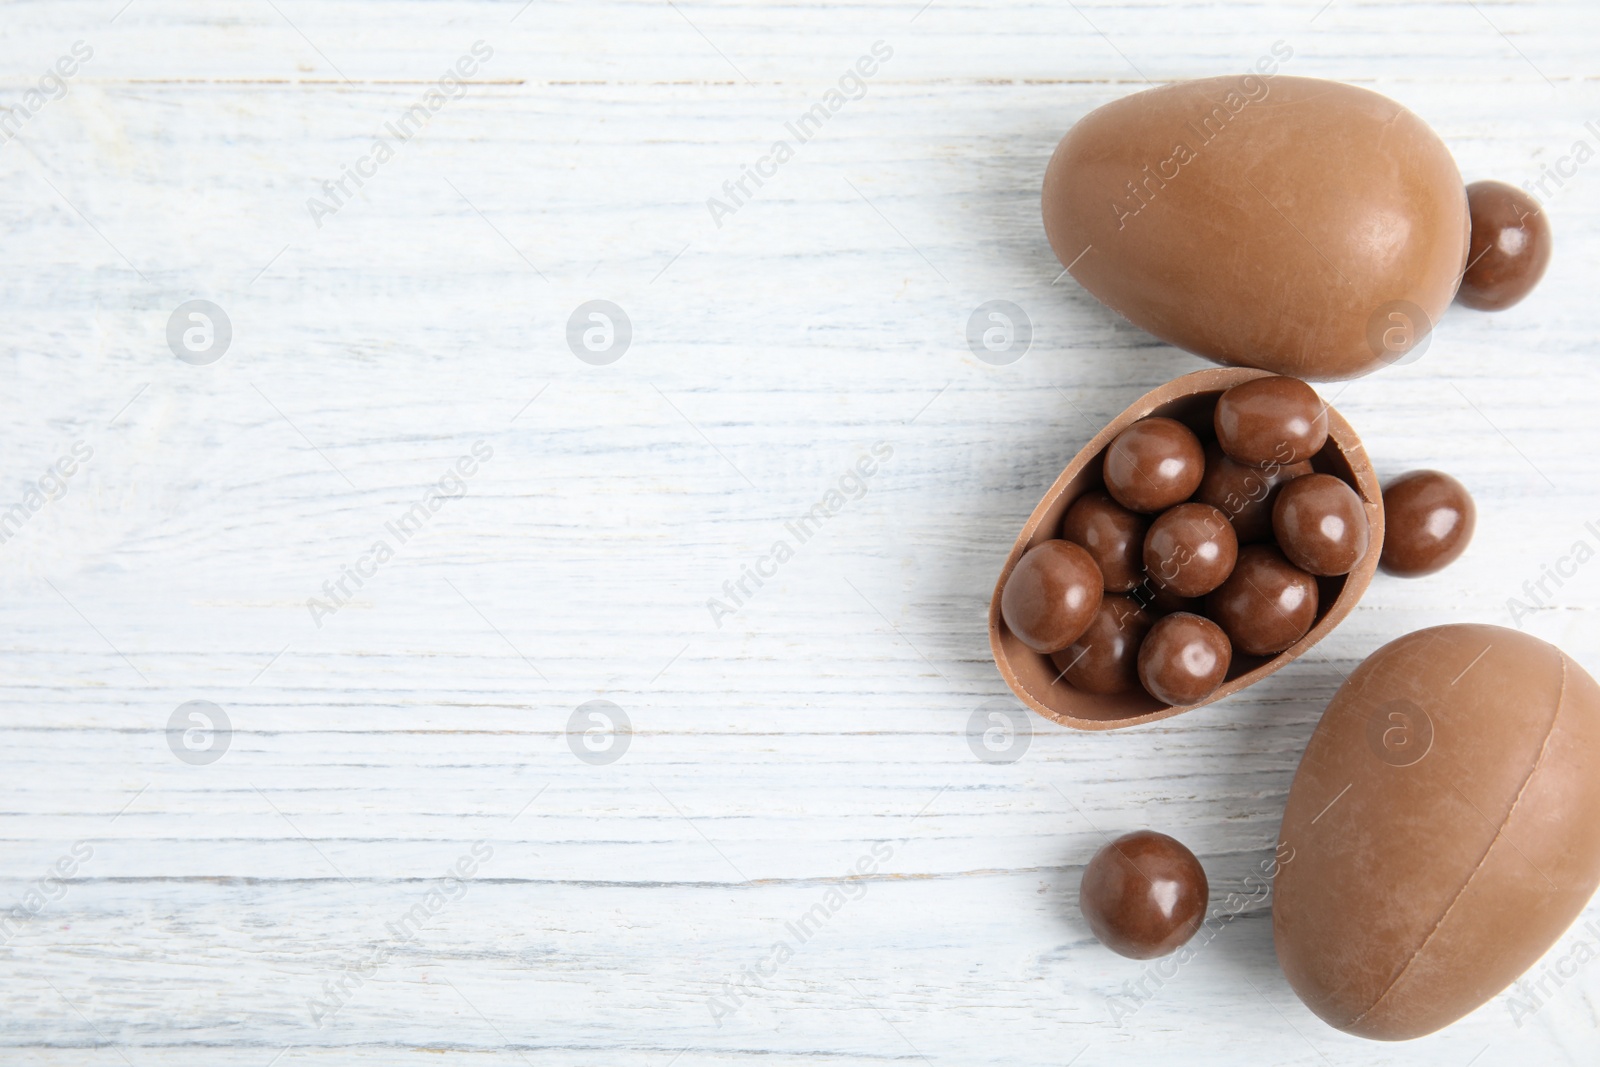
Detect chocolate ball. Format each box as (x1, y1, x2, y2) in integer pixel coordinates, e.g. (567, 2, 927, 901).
(1080, 830, 1209, 960)
(1061, 491, 1149, 593)
(1380, 470, 1476, 578)
(1000, 540, 1105, 654)
(1272, 473, 1370, 577)
(1207, 545, 1319, 656)
(1102, 417, 1205, 513)
(1457, 180, 1551, 312)
(1214, 376, 1329, 467)
(1136, 582, 1202, 618)
(1194, 440, 1313, 543)
(1050, 595, 1152, 695)
(1143, 502, 1239, 598)
(1138, 611, 1232, 706)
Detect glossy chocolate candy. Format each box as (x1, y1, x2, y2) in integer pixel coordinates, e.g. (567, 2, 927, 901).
(1457, 180, 1552, 312)
(1081, 830, 1209, 959)
(1272, 473, 1370, 577)
(1194, 440, 1312, 543)
(1143, 502, 1238, 598)
(1061, 490, 1149, 593)
(1102, 417, 1205, 513)
(1214, 376, 1329, 467)
(1380, 470, 1475, 578)
(1051, 595, 1151, 695)
(1207, 545, 1318, 656)
(1137, 611, 1232, 706)
(1136, 582, 1202, 619)
(999, 539, 1104, 653)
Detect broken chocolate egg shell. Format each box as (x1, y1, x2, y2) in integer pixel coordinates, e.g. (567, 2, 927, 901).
(989, 367, 1384, 730)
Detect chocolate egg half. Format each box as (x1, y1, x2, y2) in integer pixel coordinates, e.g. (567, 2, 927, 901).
(1274, 625, 1600, 1040)
(988, 367, 1383, 731)
(1043, 76, 1468, 380)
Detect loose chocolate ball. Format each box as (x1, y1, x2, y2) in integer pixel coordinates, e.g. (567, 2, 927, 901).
(1194, 440, 1313, 543)
(1137, 612, 1232, 706)
(1061, 491, 1149, 593)
(1000, 539, 1105, 654)
(1214, 376, 1329, 467)
(1050, 595, 1152, 695)
(1080, 830, 1209, 960)
(1458, 180, 1551, 312)
(1272, 473, 1370, 577)
(1207, 545, 1319, 656)
(1143, 502, 1239, 598)
(1102, 417, 1205, 513)
(1380, 470, 1476, 578)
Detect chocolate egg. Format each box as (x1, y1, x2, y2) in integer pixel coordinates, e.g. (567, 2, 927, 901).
(1043, 76, 1468, 380)
(1274, 625, 1600, 1041)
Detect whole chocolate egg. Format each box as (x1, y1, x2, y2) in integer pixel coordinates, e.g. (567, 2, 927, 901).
(1274, 625, 1600, 1040)
(1042, 76, 1469, 380)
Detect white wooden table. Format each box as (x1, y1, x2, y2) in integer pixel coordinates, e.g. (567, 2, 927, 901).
(1, 1, 1597, 1063)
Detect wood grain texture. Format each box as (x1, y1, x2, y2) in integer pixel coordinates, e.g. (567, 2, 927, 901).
(0, 0, 1598, 1063)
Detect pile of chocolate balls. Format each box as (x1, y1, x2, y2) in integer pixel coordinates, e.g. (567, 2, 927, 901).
(1000, 375, 1476, 707)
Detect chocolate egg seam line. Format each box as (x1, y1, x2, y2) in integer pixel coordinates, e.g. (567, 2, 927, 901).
(1341, 655, 1567, 1033)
